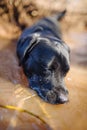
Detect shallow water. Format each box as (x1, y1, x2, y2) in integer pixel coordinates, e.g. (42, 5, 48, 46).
(0, 32, 87, 130)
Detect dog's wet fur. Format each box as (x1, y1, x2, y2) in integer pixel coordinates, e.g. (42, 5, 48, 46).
(17, 10, 70, 104)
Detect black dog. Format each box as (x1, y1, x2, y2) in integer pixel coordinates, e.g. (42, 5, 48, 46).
(17, 10, 70, 104)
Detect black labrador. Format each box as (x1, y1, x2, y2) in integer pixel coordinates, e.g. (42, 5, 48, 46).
(17, 10, 70, 104)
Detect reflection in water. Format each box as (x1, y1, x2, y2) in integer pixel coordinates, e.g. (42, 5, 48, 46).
(0, 32, 87, 130)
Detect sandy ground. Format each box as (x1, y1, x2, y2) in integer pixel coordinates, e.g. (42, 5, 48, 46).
(0, 65, 87, 130)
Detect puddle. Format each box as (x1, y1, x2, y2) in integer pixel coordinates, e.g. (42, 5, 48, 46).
(0, 32, 87, 130)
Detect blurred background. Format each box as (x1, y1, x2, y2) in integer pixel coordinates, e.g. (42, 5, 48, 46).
(0, 0, 87, 130)
(0, 0, 87, 65)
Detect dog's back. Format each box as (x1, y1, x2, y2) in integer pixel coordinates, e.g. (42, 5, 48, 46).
(17, 10, 67, 66)
(19, 10, 66, 40)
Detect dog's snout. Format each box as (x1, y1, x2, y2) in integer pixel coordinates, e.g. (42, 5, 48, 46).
(55, 86, 69, 104)
(46, 86, 69, 104)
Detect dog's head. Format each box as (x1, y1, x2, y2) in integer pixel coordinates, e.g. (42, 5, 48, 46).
(17, 34, 70, 104)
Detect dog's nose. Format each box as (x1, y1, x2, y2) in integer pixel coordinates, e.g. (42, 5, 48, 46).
(57, 93, 69, 104)
(58, 87, 69, 104)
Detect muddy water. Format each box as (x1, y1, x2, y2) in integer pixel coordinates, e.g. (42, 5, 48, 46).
(0, 32, 87, 130)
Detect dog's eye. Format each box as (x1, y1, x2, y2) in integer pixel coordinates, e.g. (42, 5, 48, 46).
(49, 61, 59, 71)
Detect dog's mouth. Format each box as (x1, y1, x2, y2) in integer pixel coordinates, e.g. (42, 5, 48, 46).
(29, 74, 69, 104)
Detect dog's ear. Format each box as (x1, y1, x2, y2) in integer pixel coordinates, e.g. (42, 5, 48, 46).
(57, 10, 66, 21)
(51, 10, 66, 21)
(17, 35, 39, 66)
